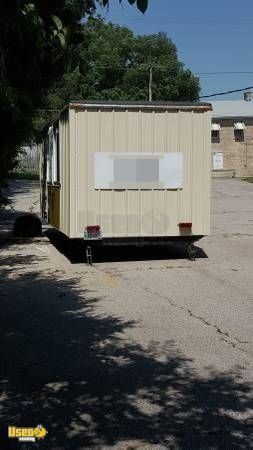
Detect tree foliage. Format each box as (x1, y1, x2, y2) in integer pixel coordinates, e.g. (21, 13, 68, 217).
(0, 0, 148, 194)
(101, 0, 148, 14)
(35, 18, 200, 131)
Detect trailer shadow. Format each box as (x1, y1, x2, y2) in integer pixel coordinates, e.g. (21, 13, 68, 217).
(45, 229, 208, 265)
(0, 240, 251, 450)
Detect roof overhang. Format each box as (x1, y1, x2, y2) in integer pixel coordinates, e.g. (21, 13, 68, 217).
(234, 122, 246, 130)
(67, 100, 212, 112)
(212, 115, 251, 119)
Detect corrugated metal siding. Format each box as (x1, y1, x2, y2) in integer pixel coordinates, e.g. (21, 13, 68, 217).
(65, 107, 210, 239)
(59, 109, 70, 235)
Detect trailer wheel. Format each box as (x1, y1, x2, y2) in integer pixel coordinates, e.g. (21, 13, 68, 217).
(86, 246, 93, 265)
(187, 243, 197, 261)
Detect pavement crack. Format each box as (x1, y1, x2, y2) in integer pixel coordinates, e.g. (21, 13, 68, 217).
(185, 308, 249, 350)
(141, 286, 250, 355)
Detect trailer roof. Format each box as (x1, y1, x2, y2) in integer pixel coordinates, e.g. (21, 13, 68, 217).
(66, 100, 212, 112)
(42, 100, 211, 134)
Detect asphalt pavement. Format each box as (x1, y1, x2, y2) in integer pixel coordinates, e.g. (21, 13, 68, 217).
(0, 178, 252, 450)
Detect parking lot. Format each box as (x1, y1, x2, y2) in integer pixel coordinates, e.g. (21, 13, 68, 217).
(0, 178, 252, 449)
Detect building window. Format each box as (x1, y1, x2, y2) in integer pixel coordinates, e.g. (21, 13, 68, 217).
(211, 130, 220, 143)
(234, 129, 244, 142)
(211, 123, 221, 143)
(234, 122, 245, 142)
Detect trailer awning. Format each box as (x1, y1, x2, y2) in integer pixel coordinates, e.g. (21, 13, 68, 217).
(211, 123, 221, 131)
(234, 122, 246, 130)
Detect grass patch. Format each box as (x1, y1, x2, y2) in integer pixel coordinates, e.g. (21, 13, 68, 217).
(242, 177, 253, 183)
(10, 171, 39, 181)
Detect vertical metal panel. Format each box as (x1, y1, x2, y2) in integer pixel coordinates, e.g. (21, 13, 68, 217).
(86, 110, 100, 228)
(63, 105, 211, 239)
(59, 109, 70, 236)
(100, 191, 113, 236)
(153, 190, 168, 235)
(128, 110, 139, 152)
(113, 110, 128, 236)
(191, 111, 211, 235)
(154, 110, 166, 153)
(203, 111, 211, 234)
(126, 110, 141, 235)
(165, 110, 180, 234)
(75, 109, 87, 234)
(191, 111, 204, 235)
(127, 190, 140, 236)
(69, 108, 77, 237)
(140, 190, 152, 236)
(142, 110, 154, 152)
(178, 110, 193, 224)
(112, 190, 127, 236)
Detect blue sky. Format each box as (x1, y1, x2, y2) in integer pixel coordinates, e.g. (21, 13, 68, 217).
(96, 0, 253, 100)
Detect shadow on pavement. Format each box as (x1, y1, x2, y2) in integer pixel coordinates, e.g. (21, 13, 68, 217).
(0, 180, 40, 235)
(0, 240, 251, 450)
(45, 229, 208, 265)
(2, 179, 39, 202)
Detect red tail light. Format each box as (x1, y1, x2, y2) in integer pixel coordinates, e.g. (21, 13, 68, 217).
(178, 223, 192, 229)
(84, 225, 102, 240)
(86, 225, 100, 233)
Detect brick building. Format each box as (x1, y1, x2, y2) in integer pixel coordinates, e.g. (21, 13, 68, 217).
(211, 95, 253, 177)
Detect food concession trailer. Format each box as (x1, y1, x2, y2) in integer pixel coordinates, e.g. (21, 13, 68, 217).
(41, 100, 212, 263)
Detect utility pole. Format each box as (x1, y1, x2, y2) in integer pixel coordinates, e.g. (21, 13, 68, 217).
(149, 66, 153, 102)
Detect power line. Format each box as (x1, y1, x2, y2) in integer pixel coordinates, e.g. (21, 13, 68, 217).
(199, 86, 253, 99)
(70, 63, 253, 76)
(102, 15, 253, 26)
(198, 71, 253, 76)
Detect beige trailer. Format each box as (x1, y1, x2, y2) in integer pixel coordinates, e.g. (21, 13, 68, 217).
(41, 100, 212, 262)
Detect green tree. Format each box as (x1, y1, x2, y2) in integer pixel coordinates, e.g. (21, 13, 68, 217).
(35, 18, 200, 130)
(0, 0, 148, 200)
(101, 0, 148, 13)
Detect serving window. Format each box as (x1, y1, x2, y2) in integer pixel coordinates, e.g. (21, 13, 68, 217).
(94, 152, 183, 189)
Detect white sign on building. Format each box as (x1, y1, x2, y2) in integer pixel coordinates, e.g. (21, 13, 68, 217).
(213, 152, 223, 170)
